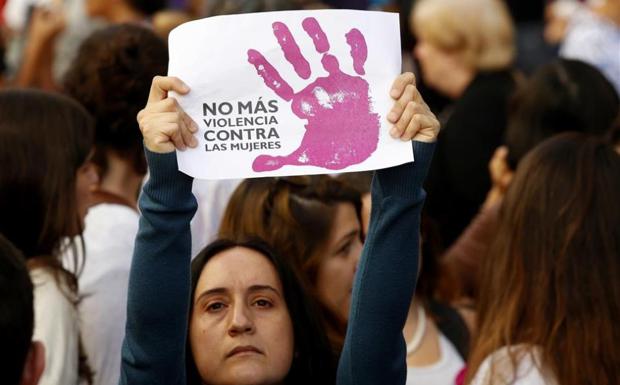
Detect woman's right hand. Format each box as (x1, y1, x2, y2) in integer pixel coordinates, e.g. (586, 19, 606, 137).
(137, 76, 199, 153)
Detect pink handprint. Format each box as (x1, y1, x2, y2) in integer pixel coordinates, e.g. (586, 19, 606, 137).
(248, 17, 380, 172)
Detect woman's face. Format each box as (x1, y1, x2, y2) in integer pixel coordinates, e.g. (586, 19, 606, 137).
(190, 247, 294, 385)
(315, 202, 363, 322)
(414, 38, 464, 97)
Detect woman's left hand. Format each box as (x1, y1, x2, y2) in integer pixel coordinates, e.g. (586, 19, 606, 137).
(386, 72, 440, 143)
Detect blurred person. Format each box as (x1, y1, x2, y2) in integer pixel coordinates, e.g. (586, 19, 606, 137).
(62, 24, 167, 385)
(560, 0, 620, 94)
(337, 171, 470, 384)
(5, 0, 101, 87)
(218, 174, 363, 351)
(410, 0, 517, 248)
(443, 58, 620, 304)
(466, 132, 620, 385)
(0, 233, 45, 385)
(14, 4, 66, 89)
(0, 89, 97, 385)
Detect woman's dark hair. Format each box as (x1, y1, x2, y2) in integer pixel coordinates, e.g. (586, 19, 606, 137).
(186, 239, 336, 385)
(505, 59, 619, 170)
(127, 0, 167, 16)
(0, 233, 33, 385)
(63, 24, 168, 178)
(0, 89, 95, 383)
(467, 133, 620, 385)
(219, 175, 362, 350)
(0, 89, 93, 263)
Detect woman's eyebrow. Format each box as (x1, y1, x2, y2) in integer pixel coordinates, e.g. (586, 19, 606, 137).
(247, 285, 282, 298)
(195, 285, 282, 304)
(194, 287, 228, 304)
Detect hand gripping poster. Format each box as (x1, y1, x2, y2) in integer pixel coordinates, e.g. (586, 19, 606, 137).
(169, 9, 413, 179)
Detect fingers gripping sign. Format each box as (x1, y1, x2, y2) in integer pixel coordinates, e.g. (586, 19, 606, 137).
(247, 17, 380, 172)
(138, 76, 199, 154)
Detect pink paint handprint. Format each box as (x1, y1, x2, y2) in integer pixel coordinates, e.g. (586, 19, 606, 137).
(248, 17, 380, 172)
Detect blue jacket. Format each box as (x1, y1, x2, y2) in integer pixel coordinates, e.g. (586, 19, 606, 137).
(120, 141, 435, 385)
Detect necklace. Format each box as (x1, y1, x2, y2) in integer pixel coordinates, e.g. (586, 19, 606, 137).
(406, 305, 427, 355)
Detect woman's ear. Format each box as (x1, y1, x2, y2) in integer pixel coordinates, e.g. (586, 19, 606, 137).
(20, 341, 45, 385)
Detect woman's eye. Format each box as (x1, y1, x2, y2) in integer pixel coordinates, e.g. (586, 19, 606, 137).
(338, 242, 352, 256)
(206, 302, 225, 312)
(254, 299, 273, 308)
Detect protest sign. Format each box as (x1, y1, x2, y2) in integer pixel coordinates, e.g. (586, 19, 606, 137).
(169, 9, 413, 179)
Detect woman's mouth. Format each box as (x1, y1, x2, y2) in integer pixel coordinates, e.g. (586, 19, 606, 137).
(226, 345, 263, 358)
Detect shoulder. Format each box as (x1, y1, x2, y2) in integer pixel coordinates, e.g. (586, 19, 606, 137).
(86, 203, 139, 229)
(30, 267, 77, 311)
(470, 345, 557, 385)
(84, 203, 139, 246)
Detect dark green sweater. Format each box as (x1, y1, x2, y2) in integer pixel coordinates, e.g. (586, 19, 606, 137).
(120, 141, 435, 385)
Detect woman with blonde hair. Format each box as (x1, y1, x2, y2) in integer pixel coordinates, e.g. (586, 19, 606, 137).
(410, 0, 517, 247)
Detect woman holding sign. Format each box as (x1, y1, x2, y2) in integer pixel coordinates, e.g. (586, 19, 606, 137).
(121, 69, 439, 385)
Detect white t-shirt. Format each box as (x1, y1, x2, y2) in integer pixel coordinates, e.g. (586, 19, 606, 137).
(406, 333, 465, 385)
(470, 345, 557, 385)
(31, 267, 80, 385)
(79, 203, 139, 385)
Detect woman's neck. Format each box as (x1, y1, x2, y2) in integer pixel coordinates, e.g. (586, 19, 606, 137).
(444, 67, 475, 99)
(99, 153, 144, 207)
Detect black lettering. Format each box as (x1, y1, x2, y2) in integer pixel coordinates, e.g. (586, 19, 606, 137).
(203, 102, 217, 116)
(268, 100, 279, 113)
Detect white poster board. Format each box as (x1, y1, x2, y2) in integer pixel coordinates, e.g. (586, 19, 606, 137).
(169, 9, 413, 180)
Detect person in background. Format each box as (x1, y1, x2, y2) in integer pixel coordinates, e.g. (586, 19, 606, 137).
(410, 0, 517, 248)
(466, 132, 620, 385)
(442, 59, 620, 306)
(0, 233, 45, 385)
(62, 23, 168, 385)
(0, 89, 97, 385)
(337, 171, 470, 385)
(560, 0, 620, 94)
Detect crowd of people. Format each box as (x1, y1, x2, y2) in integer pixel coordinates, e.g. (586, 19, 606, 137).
(0, 0, 618, 385)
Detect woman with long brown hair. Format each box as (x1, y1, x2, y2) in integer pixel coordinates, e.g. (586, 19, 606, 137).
(466, 132, 620, 384)
(0, 89, 97, 385)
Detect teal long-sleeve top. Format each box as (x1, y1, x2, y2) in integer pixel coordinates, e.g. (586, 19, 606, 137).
(119, 141, 435, 385)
